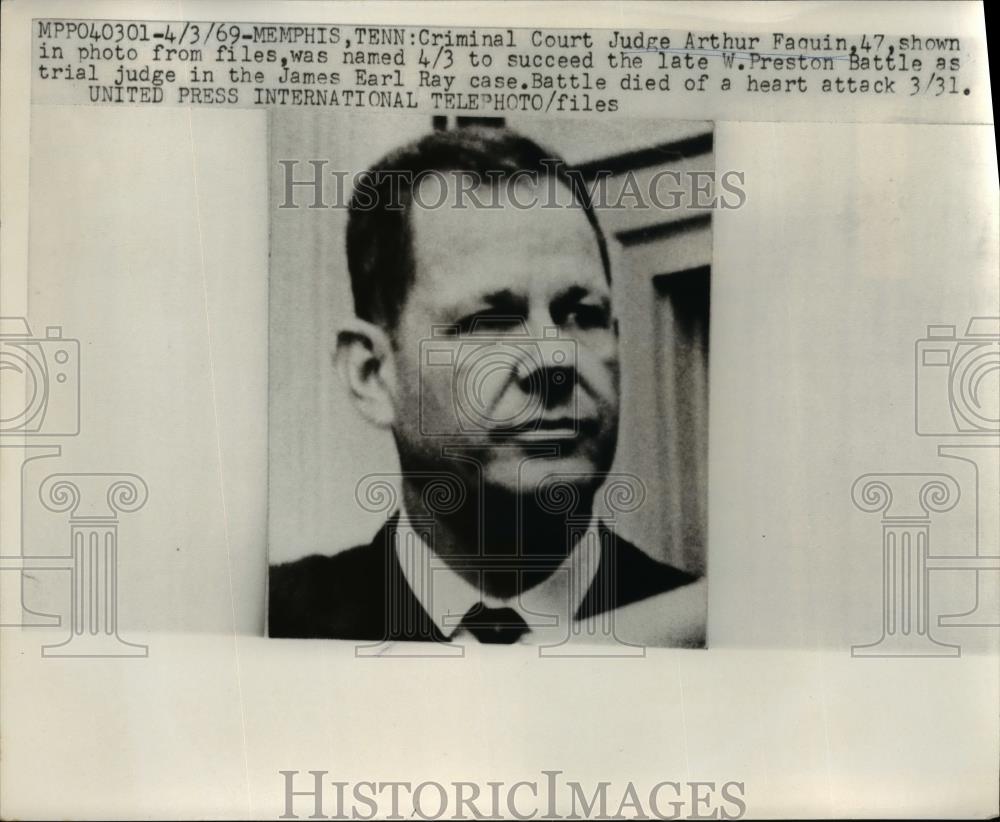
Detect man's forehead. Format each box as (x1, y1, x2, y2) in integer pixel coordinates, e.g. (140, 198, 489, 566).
(408, 177, 605, 298)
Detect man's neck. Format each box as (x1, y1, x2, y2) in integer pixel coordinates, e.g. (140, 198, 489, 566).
(400, 477, 595, 599)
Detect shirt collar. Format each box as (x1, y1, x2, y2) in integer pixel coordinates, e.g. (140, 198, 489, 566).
(393, 507, 602, 642)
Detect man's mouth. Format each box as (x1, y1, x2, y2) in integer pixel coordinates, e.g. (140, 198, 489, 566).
(492, 417, 599, 440)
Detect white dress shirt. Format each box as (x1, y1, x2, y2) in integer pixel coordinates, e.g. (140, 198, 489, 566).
(393, 507, 602, 645)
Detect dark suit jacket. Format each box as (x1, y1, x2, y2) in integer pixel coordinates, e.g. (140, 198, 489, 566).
(268, 514, 697, 641)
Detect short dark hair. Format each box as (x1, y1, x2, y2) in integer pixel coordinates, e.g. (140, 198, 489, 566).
(345, 126, 611, 333)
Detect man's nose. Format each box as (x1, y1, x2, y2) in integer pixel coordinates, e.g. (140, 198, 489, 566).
(515, 354, 576, 406)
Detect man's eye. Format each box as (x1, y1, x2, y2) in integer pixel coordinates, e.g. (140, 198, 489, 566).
(455, 313, 525, 335)
(565, 303, 610, 330)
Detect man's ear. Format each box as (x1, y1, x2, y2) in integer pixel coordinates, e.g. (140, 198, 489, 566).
(334, 318, 397, 428)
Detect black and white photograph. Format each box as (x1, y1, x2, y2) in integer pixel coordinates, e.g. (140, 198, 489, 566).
(2, 2, 996, 819)
(267, 113, 715, 648)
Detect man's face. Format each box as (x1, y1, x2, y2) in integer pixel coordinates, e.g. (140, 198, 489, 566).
(391, 177, 620, 497)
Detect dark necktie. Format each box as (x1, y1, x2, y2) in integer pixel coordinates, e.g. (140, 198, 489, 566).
(458, 604, 530, 644)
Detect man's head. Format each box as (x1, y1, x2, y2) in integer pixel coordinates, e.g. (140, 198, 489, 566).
(336, 127, 620, 501)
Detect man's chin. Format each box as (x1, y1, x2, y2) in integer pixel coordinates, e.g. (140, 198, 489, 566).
(482, 452, 608, 500)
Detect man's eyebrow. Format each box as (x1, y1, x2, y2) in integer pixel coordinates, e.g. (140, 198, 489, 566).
(447, 289, 524, 316)
(482, 289, 521, 308)
(550, 286, 606, 311)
